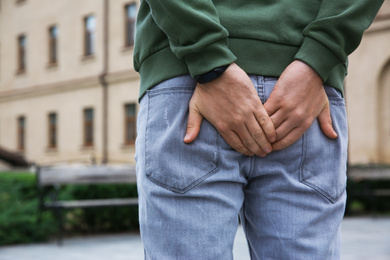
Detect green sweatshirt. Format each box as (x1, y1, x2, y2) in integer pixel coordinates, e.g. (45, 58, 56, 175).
(133, 1, 383, 99)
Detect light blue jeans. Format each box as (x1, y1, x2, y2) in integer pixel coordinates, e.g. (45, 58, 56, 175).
(135, 75, 348, 260)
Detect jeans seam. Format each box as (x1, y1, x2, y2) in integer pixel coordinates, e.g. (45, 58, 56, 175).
(144, 92, 151, 181)
(248, 156, 257, 179)
(240, 203, 255, 260)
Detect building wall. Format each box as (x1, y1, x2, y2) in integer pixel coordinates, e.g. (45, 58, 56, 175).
(0, 0, 104, 90)
(346, 1, 390, 165)
(107, 74, 139, 164)
(0, 0, 140, 166)
(0, 82, 103, 164)
(108, 0, 137, 73)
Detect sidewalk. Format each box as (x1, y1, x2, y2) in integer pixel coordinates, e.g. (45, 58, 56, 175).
(341, 217, 390, 260)
(0, 217, 389, 260)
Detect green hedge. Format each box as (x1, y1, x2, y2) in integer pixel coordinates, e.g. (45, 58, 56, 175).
(346, 179, 390, 215)
(0, 172, 139, 246)
(54, 183, 139, 234)
(0, 172, 55, 245)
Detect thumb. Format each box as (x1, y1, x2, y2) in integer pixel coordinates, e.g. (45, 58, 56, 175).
(318, 104, 338, 139)
(184, 105, 203, 144)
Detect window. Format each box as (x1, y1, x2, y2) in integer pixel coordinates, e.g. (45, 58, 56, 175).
(124, 103, 136, 144)
(84, 15, 95, 56)
(48, 26, 58, 64)
(83, 108, 94, 146)
(48, 113, 57, 148)
(124, 3, 137, 47)
(17, 116, 25, 151)
(17, 35, 26, 72)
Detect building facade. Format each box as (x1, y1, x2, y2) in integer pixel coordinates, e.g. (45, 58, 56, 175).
(0, 0, 140, 165)
(346, 1, 390, 165)
(0, 1, 389, 166)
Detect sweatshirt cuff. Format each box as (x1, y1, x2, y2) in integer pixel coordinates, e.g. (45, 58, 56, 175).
(294, 37, 342, 82)
(184, 39, 237, 78)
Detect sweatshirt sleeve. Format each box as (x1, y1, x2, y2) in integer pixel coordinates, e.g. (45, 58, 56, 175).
(144, 0, 237, 77)
(294, 1, 384, 82)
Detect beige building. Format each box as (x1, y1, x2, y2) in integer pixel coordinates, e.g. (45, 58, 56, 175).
(346, 1, 390, 165)
(0, 1, 389, 166)
(0, 0, 140, 165)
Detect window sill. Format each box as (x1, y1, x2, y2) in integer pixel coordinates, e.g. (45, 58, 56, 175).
(121, 143, 135, 150)
(15, 69, 26, 76)
(80, 145, 95, 151)
(46, 62, 58, 70)
(45, 147, 58, 153)
(16, 0, 27, 5)
(16, 149, 25, 155)
(121, 45, 134, 53)
(81, 54, 96, 63)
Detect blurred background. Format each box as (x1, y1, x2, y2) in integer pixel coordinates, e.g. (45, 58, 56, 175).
(0, 0, 389, 259)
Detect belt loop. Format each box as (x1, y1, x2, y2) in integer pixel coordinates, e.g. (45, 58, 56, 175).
(257, 76, 265, 103)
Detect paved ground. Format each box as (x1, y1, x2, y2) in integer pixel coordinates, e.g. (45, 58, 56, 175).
(341, 217, 390, 260)
(0, 217, 389, 260)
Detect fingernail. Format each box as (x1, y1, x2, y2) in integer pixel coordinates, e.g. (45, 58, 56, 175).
(269, 137, 276, 142)
(264, 148, 272, 153)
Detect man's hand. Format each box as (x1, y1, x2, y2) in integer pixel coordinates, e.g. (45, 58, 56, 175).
(263, 60, 338, 151)
(184, 63, 276, 157)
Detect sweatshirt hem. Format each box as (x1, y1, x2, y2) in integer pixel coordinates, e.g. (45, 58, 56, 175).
(138, 38, 346, 99)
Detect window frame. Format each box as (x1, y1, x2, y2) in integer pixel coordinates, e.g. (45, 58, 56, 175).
(17, 116, 26, 151)
(124, 3, 137, 47)
(83, 15, 96, 56)
(124, 103, 136, 145)
(17, 34, 26, 72)
(48, 25, 58, 64)
(47, 112, 57, 149)
(83, 108, 94, 147)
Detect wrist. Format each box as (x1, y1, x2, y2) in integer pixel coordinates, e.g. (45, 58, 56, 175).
(195, 64, 230, 84)
(292, 60, 323, 84)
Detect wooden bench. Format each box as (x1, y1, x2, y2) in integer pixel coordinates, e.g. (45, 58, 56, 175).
(36, 164, 138, 245)
(347, 165, 390, 213)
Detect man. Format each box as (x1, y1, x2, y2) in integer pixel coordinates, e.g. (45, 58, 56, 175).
(134, 1, 383, 259)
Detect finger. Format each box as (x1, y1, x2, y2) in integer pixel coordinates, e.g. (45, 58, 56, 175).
(254, 108, 276, 143)
(318, 104, 338, 139)
(263, 88, 282, 116)
(184, 106, 203, 144)
(269, 109, 287, 129)
(220, 130, 255, 156)
(272, 127, 305, 151)
(245, 115, 272, 155)
(273, 120, 295, 142)
(263, 99, 279, 117)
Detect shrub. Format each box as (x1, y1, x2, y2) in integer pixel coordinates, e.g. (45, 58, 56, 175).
(346, 179, 390, 216)
(0, 172, 55, 245)
(56, 183, 139, 234)
(0, 172, 139, 245)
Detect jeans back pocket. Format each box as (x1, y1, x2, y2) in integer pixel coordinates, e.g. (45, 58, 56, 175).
(299, 87, 348, 203)
(145, 87, 220, 194)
